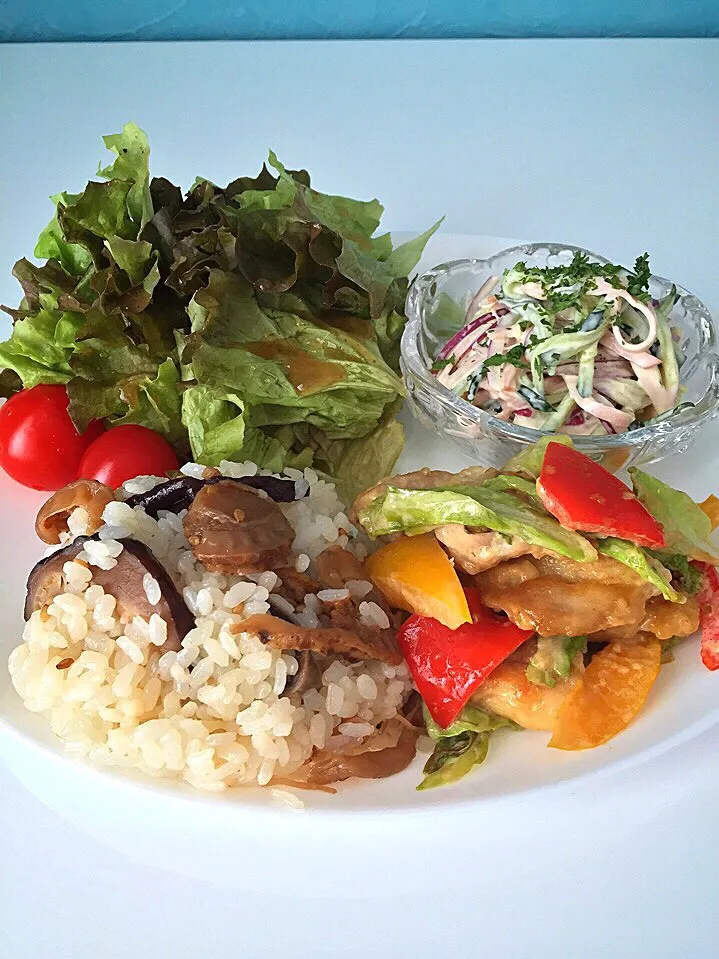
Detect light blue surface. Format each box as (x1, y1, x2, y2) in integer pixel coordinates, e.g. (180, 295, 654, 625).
(1, 0, 718, 41)
(1, 37, 719, 959)
(2, 39, 717, 323)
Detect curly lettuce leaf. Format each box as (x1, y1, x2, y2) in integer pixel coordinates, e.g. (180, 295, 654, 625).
(0, 307, 79, 387)
(97, 122, 152, 228)
(630, 468, 719, 564)
(336, 219, 442, 320)
(34, 192, 93, 276)
(181, 384, 247, 466)
(111, 357, 184, 446)
(0, 129, 427, 488)
(320, 399, 405, 502)
(188, 271, 403, 440)
(66, 329, 182, 442)
(181, 384, 313, 472)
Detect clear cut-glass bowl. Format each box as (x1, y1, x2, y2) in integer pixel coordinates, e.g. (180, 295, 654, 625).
(401, 242, 719, 470)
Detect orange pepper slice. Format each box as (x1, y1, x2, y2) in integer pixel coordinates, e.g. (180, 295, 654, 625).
(366, 533, 471, 630)
(700, 494, 719, 531)
(548, 640, 662, 750)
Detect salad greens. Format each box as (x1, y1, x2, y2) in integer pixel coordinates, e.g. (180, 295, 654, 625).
(647, 551, 704, 595)
(359, 484, 597, 561)
(630, 468, 719, 564)
(526, 635, 587, 688)
(0, 124, 440, 497)
(432, 251, 684, 435)
(503, 433, 573, 478)
(418, 703, 517, 790)
(595, 537, 682, 603)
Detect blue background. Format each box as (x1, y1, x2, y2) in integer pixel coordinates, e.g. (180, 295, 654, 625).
(2, 0, 718, 41)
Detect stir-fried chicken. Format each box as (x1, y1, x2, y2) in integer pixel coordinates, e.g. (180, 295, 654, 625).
(475, 553, 659, 636)
(471, 660, 582, 730)
(434, 524, 544, 574)
(593, 594, 700, 642)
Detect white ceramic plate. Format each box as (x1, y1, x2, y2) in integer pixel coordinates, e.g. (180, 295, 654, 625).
(1, 234, 718, 892)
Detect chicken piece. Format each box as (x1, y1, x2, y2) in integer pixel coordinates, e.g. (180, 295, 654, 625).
(641, 594, 700, 640)
(475, 556, 542, 591)
(183, 481, 294, 574)
(434, 524, 542, 574)
(235, 610, 402, 665)
(351, 465, 496, 523)
(471, 660, 582, 731)
(476, 553, 656, 636)
(531, 553, 651, 586)
(594, 594, 700, 643)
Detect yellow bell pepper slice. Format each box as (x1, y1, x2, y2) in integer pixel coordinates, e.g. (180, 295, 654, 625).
(366, 533, 471, 630)
(549, 640, 661, 750)
(700, 494, 719, 530)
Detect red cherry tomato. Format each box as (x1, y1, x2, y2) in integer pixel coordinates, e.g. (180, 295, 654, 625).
(0, 385, 104, 491)
(79, 424, 179, 489)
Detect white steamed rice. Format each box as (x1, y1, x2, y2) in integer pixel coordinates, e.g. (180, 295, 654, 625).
(9, 462, 412, 793)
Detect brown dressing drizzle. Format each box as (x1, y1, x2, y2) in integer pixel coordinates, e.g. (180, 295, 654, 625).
(245, 338, 346, 393)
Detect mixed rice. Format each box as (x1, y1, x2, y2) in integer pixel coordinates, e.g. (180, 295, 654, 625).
(8, 462, 413, 792)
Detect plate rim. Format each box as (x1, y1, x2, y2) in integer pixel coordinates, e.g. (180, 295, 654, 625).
(2, 231, 718, 821)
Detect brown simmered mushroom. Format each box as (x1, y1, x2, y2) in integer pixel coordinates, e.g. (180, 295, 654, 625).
(284, 650, 320, 696)
(282, 719, 418, 786)
(315, 545, 368, 588)
(236, 612, 402, 666)
(183, 480, 294, 574)
(35, 480, 115, 544)
(25, 537, 193, 652)
(315, 545, 394, 619)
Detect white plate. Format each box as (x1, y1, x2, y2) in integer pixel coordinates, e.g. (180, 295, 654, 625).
(1, 234, 718, 893)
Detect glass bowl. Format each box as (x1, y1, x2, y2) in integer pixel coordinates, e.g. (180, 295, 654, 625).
(401, 242, 719, 470)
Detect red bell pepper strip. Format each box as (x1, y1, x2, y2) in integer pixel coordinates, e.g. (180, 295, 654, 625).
(537, 442, 665, 549)
(397, 588, 534, 728)
(697, 563, 719, 670)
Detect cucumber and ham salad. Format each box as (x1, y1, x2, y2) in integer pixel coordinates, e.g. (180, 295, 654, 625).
(432, 251, 684, 435)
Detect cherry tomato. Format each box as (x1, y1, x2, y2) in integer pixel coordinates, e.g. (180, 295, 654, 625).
(79, 424, 179, 489)
(0, 385, 105, 491)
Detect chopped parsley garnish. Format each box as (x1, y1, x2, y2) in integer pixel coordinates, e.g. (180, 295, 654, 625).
(626, 253, 651, 303)
(505, 250, 653, 315)
(431, 354, 456, 372)
(481, 344, 528, 369)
